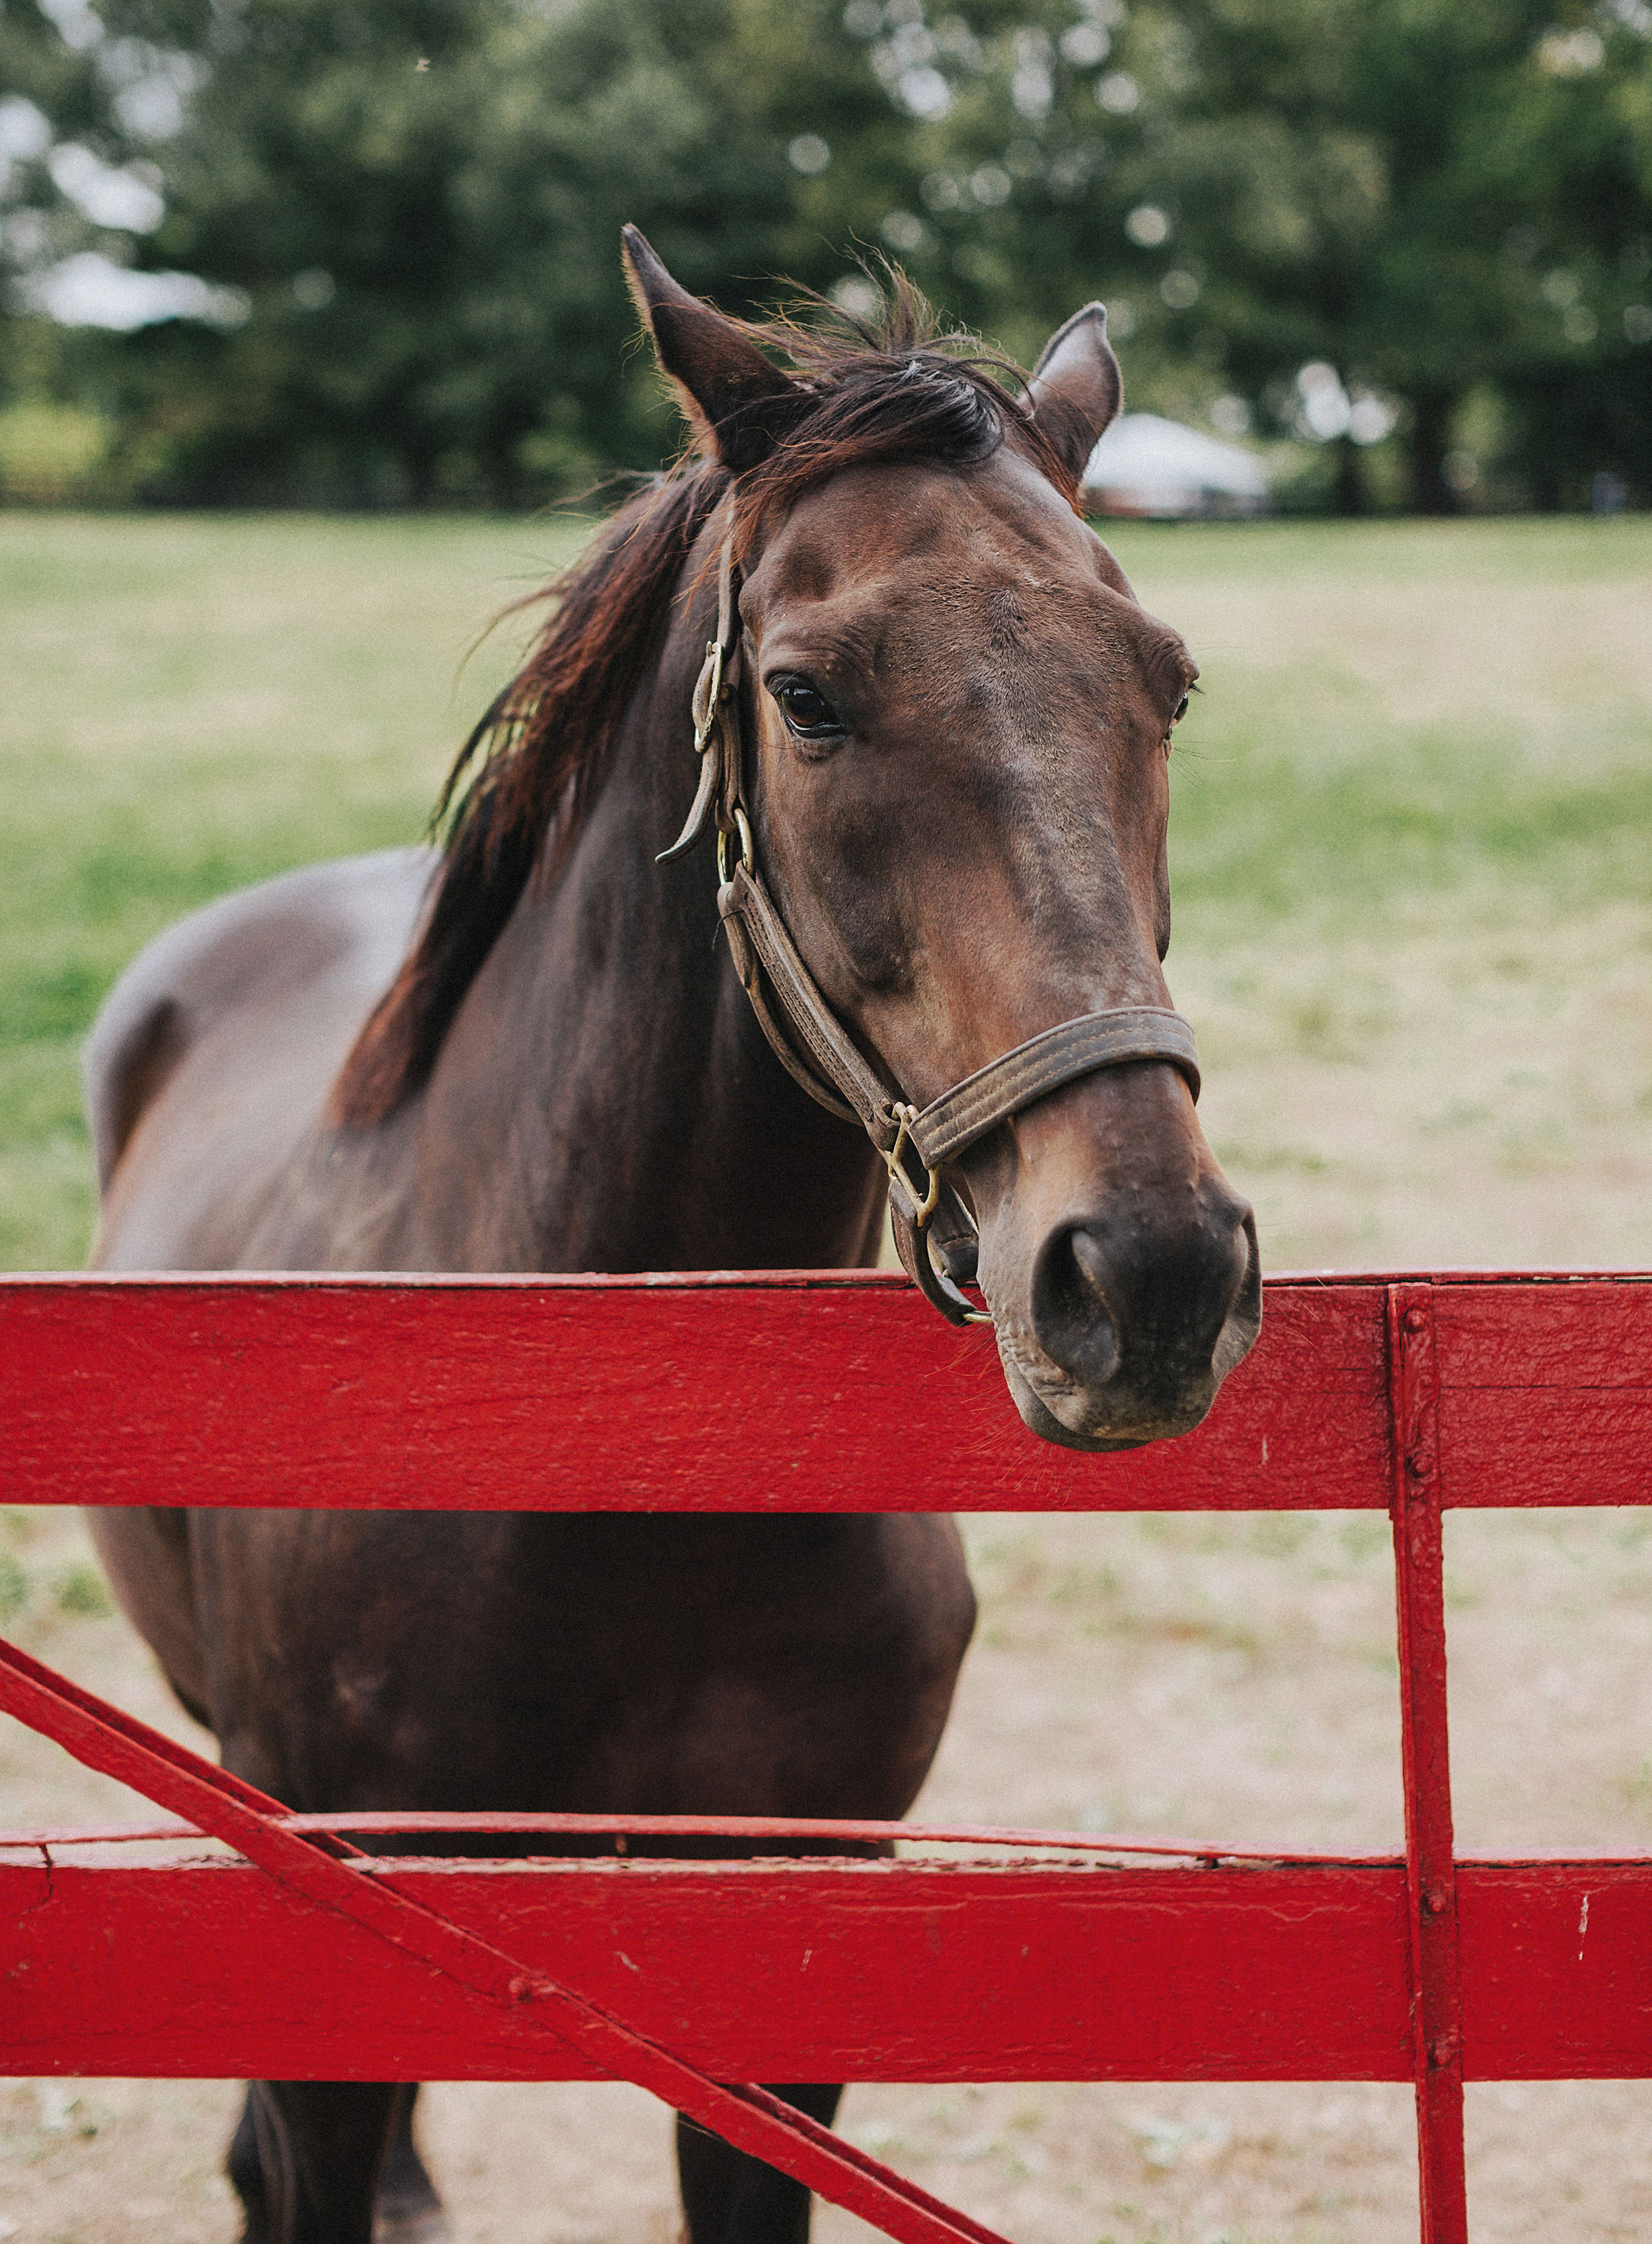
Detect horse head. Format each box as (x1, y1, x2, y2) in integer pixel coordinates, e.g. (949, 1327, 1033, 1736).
(626, 230, 1260, 1451)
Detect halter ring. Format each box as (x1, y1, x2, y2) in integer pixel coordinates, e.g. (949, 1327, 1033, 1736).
(716, 805, 755, 888)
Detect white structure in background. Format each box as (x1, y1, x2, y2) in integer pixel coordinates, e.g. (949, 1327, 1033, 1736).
(1082, 412, 1269, 519)
(20, 250, 250, 331)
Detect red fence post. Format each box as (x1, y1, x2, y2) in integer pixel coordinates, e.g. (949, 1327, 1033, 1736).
(1388, 1282, 1468, 2244)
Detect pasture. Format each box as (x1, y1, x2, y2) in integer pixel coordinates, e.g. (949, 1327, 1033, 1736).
(3, 509, 1651, 2244)
(3, 511, 1649, 1275)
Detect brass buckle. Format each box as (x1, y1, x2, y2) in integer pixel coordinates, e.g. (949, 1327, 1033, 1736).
(691, 638, 724, 755)
(882, 1102, 940, 1228)
(716, 805, 755, 887)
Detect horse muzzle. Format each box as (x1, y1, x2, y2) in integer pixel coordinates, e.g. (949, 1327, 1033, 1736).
(981, 1173, 1261, 1453)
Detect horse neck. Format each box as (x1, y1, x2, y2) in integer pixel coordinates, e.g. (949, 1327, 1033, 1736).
(408, 529, 886, 1275)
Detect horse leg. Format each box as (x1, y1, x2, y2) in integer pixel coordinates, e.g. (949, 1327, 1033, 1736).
(373, 2085, 450, 2241)
(227, 2087, 273, 2244)
(226, 2079, 402, 2244)
(676, 2084, 844, 2244)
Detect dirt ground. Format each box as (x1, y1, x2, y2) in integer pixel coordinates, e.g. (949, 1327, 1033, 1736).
(7, 1495, 1652, 2244)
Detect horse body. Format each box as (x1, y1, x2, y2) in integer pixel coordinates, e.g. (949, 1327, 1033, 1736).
(87, 848, 432, 1269)
(87, 555, 945, 2244)
(84, 233, 1257, 2243)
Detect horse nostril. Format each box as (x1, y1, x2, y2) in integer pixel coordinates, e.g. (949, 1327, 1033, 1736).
(1070, 1227, 1109, 1300)
(1032, 1225, 1122, 1387)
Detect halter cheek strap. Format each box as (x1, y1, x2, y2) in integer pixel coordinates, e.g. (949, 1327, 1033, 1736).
(659, 527, 746, 867)
(659, 525, 1202, 1328)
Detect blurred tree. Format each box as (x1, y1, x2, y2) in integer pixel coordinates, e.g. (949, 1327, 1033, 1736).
(2, 0, 934, 500)
(1158, 0, 1652, 507)
(822, 0, 1652, 508)
(3, 0, 1649, 506)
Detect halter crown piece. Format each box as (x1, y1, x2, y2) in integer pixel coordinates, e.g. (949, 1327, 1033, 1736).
(659, 520, 1202, 1327)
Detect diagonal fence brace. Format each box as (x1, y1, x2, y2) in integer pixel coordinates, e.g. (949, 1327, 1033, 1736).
(0, 1635, 1010, 2244)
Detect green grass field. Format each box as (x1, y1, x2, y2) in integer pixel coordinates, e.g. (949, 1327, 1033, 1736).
(3, 509, 1649, 1271)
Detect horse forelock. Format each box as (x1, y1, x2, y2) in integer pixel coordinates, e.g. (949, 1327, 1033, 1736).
(726, 274, 1078, 542)
(328, 283, 1076, 1132)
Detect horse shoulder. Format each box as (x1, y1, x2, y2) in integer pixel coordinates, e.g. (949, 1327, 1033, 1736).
(85, 848, 433, 1265)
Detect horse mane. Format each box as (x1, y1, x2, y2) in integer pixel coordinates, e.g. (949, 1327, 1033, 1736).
(329, 272, 1076, 1130)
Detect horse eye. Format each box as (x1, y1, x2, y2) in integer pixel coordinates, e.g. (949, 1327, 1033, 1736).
(774, 680, 841, 735)
(1172, 693, 1189, 725)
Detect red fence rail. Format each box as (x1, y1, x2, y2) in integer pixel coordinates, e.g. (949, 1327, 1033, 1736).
(3, 1268, 1651, 2244)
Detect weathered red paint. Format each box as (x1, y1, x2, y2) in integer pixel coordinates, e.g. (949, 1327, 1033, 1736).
(1, 1269, 1650, 2244)
(0, 1637, 1006, 2244)
(2, 1270, 1648, 1513)
(7, 1855, 1648, 2085)
(1390, 1283, 1467, 2244)
(0, 1856, 1417, 2083)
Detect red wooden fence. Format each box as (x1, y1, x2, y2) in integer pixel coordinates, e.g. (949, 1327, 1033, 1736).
(3, 1268, 1650, 2244)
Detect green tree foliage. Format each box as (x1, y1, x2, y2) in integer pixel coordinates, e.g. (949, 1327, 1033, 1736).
(3, 0, 1649, 507)
(1155, 0, 1652, 507)
(819, 0, 1652, 507)
(1, 0, 932, 500)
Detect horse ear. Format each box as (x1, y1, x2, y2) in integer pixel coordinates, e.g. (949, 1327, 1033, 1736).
(622, 224, 800, 471)
(1027, 303, 1123, 484)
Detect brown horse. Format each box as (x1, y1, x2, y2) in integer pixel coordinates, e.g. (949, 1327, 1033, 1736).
(83, 231, 1259, 2244)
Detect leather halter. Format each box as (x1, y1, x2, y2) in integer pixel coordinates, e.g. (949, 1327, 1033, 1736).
(659, 525, 1202, 1326)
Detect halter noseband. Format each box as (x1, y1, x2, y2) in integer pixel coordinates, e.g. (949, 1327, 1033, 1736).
(659, 525, 1201, 1327)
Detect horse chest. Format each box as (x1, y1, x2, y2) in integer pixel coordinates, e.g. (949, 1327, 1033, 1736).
(188, 1511, 973, 1821)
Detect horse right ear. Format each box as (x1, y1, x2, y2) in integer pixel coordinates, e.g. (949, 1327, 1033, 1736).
(1028, 303, 1123, 485)
(622, 225, 800, 471)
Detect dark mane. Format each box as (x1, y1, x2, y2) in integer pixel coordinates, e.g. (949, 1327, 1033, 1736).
(328, 468, 726, 1129)
(330, 273, 1076, 1130)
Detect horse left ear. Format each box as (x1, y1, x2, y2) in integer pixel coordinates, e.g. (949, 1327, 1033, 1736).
(1028, 303, 1122, 484)
(622, 224, 800, 471)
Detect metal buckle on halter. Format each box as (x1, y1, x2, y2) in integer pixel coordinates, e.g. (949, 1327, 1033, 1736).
(880, 1102, 941, 1228)
(716, 805, 755, 888)
(691, 638, 724, 755)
